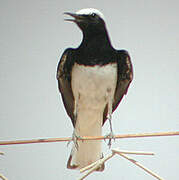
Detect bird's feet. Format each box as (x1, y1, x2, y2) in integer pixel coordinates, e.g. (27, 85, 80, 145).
(104, 131, 115, 148)
(67, 131, 83, 149)
(104, 113, 115, 148)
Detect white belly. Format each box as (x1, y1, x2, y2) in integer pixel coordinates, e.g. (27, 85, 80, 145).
(69, 62, 117, 169)
(71, 63, 117, 111)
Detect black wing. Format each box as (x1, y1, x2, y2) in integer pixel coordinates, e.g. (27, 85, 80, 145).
(103, 50, 133, 125)
(56, 48, 76, 127)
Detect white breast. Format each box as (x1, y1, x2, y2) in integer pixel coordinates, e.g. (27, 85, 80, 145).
(71, 63, 117, 110)
(70, 63, 117, 169)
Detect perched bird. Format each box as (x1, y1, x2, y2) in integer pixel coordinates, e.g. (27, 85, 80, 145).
(57, 8, 133, 171)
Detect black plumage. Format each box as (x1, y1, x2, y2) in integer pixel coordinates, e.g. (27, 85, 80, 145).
(56, 8, 133, 170)
(57, 15, 133, 126)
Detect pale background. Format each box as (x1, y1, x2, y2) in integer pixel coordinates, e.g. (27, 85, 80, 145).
(0, 1, 179, 180)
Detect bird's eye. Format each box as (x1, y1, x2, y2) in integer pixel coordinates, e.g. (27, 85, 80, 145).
(91, 13, 96, 17)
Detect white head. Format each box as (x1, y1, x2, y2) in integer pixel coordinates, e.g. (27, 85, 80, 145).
(64, 8, 106, 33)
(76, 8, 105, 20)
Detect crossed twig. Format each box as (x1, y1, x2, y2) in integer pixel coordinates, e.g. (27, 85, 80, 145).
(0, 131, 179, 180)
(79, 149, 163, 180)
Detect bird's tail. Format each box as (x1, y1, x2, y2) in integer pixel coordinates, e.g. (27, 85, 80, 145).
(67, 109, 104, 171)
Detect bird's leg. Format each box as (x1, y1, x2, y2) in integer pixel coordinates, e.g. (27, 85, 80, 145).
(105, 112, 115, 148)
(104, 91, 115, 148)
(67, 94, 83, 149)
(70, 129, 81, 149)
(67, 123, 81, 149)
(71, 127, 84, 150)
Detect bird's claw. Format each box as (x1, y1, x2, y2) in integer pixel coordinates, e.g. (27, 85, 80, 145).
(104, 132, 115, 148)
(67, 132, 83, 150)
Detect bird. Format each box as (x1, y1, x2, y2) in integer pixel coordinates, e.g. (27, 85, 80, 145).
(56, 8, 133, 171)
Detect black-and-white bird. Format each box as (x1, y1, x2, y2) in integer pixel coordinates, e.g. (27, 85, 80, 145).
(57, 8, 133, 171)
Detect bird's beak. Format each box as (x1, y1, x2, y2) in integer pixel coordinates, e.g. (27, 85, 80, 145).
(64, 12, 84, 23)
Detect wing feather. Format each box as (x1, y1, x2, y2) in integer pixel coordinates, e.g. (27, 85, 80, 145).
(103, 50, 133, 125)
(57, 49, 76, 127)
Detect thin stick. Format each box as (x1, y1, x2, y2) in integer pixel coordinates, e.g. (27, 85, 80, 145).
(0, 173, 8, 180)
(79, 152, 115, 180)
(79, 149, 156, 179)
(79, 159, 100, 173)
(0, 131, 178, 146)
(0, 137, 71, 146)
(117, 153, 164, 180)
(80, 152, 115, 173)
(112, 149, 154, 155)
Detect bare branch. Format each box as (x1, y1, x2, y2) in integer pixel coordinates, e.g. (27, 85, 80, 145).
(0, 152, 7, 180)
(117, 153, 164, 180)
(79, 149, 164, 180)
(0, 173, 8, 180)
(112, 148, 155, 155)
(79, 152, 115, 180)
(0, 131, 178, 179)
(0, 131, 178, 146)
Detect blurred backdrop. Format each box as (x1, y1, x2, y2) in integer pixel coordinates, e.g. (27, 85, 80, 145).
(0, 1, 179, 180)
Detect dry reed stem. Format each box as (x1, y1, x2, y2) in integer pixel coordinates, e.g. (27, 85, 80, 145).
(0, 131, 178, 179)
(79, 149, 163, 180)
(117, 153, 164, 180)
(0, 152, 7, 180)
(0, 173, 8, 180)
(0, 131, 178, 146)
(79, 152, 115, 180)
(112, 149, 155, 155)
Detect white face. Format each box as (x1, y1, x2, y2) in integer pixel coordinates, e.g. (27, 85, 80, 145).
(76, 8, 105, 20)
